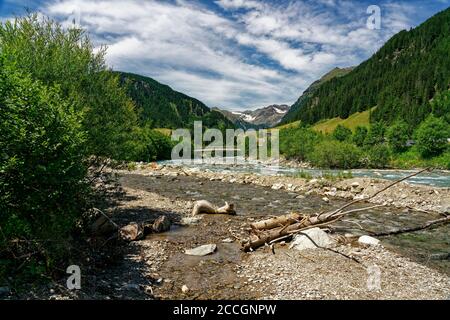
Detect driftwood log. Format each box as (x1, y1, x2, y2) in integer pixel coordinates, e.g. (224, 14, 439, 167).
(241, 168, 445, 252)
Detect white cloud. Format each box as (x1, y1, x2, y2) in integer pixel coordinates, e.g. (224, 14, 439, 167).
(38, 0, 422, 110)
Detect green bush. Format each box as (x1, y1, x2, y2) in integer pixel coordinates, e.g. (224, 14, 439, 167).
(414, 115, 449, 158)
(0, 59, 89, 279)
(363, 144, 391, 168)
(309, 141, 362, 169)
(0, 14, 138, 160)
(124, 126, 173, 162)
(387, 120, 409, 153)
(352, 126, 368, 147)
(365, 122, 386, 146)
(280, 127, 321, 161)
(332, 124, 352, 142)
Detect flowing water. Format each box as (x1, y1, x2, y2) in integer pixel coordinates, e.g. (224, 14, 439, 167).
(158, 160, 450, 188)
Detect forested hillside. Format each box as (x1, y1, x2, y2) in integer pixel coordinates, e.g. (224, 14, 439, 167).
(282, 7, 450, 128)
(117, 72, 235, 130)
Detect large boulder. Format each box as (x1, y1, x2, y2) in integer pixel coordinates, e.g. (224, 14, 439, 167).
(119, 222, 144, 241)
(185, 244, 217, 256)
(289, 228, 334, 251)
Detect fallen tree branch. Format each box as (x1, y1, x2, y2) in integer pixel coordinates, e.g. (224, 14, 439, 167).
(242, 168, 432, 252)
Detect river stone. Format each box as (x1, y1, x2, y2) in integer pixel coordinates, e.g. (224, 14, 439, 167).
(153, 215, 171, 233)
(358, 235, 380, 246)
(180, 216, 203, 225)
(119, 222, 143, 241)
(271, 183, 284, 190)
(185, 244, 217, 256)
(289, 228, 334, 251)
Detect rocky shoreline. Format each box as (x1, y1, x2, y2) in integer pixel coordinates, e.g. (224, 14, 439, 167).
(124, 163, 450, 215)
(5, 164, 449, 300)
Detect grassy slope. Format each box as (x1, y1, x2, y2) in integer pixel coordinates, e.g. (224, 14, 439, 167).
(312, 108, 374, 133)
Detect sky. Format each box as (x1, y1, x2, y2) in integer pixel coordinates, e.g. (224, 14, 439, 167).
(1, 0, 449, 111)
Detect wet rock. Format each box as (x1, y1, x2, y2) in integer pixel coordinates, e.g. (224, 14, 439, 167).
(119, 222, 144, 241)
(152, 215, 171, 233)
(271, 183, 284, 190)
(180, 216, 203, 225)
(358, 235, 380, 246)
(185, 244, 217, 256)
(289, 228, 334, 251)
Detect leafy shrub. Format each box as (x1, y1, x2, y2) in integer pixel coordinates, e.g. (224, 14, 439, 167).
(124, 126, 174, 162)
(0, 59, 89, 280)
(364, 144, 391, 168)
(414, 115, 449, 158)
(0, 14, 138, 160)
(332, 124, 352, 142)
(365, 122, 386, 146)
(280, 127, 321, 161)
(387, 120, 410, 153)
(309, 141, 362, 169)
(352, 126, 368, 147)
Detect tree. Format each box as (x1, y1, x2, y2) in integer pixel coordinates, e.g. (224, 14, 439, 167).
(0, 14, 138, 160)
(308, 141, 362, 169)
(332, 124, 352, 142)
(0, 58, 89, 278)
(352, 126, 368, 147)
(387, 120, 409, 153)
(431, 90, 450, 123)
(415, 115, 449, 157)
(365, 122, 386, 146)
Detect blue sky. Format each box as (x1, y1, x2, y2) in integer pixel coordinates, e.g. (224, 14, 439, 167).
(1, 0, 449, 110)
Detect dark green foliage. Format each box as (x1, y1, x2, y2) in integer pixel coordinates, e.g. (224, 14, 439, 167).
(0, 58, 89, 279)
(116, 72, 235, 130)
(363, 144, 391, 168)
(414, 115, 449, 157)
(308, 140, 362, 169)
(0, 15, 138, 160)
(279, 127, 321, 161)
(332, 124, 352, 142)
(365, 122, 386, 146)
(387, 120, 410, 153)
(124, 126, 174, 162)
(281, 8, 450, 129)
(431, 90, 450, 123)
(352, 126, 368, 147)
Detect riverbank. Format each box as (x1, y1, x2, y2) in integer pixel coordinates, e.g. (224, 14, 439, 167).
(128, 163, 450, 215)
(5, 166, 448, 300)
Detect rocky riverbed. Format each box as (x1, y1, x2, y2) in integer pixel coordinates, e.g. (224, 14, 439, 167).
(6, 164, 449, 300)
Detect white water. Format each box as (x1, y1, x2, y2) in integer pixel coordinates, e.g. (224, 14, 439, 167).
(157, 160, 450, 188)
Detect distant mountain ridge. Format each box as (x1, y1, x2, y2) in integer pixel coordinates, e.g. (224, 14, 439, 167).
(280, 7, 450, 128)
(280, 67, 353, 125)
(115, 72, 235, 129)
(215, 104, 290, 129)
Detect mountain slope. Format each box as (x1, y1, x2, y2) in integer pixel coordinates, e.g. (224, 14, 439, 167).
(280, 67, 353, 125)
(216, 104, 290, 129)
(281, 7, 450, 128)
(116, 72, 235, 129)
